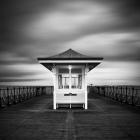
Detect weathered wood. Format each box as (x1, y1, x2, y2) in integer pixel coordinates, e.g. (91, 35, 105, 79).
(0, 94, 140, 140)
(0, 86, 48, 108)
(94, 86, 140, 106)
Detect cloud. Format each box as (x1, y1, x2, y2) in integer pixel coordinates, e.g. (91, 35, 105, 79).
(87, 61, 140, 85)
(64, 32, 140, 61)
(0, 63, 52, 80)
(0, 0, 121, 50)
(0, 0, 140, 85)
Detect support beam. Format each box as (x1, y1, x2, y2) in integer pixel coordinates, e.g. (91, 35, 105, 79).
(85, 75, 88, 109)
(53, 68, 56, 109)
(85, 66, 89, 109)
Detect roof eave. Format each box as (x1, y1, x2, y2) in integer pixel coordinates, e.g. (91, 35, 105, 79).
(38, 60, 103, 64)
(37, 57, 103, 61)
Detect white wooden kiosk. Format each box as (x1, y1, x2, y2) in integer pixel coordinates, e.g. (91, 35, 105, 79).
(38, 49, 103, 109)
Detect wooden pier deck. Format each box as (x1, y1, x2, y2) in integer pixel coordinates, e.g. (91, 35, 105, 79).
(0, 94, 140, 140)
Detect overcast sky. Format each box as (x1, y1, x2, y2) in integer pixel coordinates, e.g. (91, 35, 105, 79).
(1, 0, 140, 85)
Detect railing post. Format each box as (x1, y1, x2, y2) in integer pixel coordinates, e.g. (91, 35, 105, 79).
(125, 86, 127, 104)
(7, 88, 10, 105)
(120, 86, 123, 103)
(13, 88, 16, 104)
(0, 89, 2, 107)
(132, 87, 134, 105)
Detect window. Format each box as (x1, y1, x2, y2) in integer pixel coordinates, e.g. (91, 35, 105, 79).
(71, 68, 82, 89)
(58, 74, 69, 89)
(58, 68, 69, 89)
(58, 67, 82, 89)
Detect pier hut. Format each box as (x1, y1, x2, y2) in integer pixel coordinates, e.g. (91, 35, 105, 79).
(38, 49, 103, 109)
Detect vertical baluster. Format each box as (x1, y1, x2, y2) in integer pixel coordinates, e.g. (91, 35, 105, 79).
(0, 88, 1, 107)
(120, 86, 123, 103)
(7, 87, 10, 105)
(125, 86, 127, 104)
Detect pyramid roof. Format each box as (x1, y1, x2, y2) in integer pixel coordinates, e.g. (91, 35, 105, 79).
(38, 49, 103, 60)
(37, 49, 103, 71)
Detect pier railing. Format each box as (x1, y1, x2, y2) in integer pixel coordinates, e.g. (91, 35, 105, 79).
(1, 85, 139, 108)
(93, 86, 140, 106)
(0, 86, 53, 108)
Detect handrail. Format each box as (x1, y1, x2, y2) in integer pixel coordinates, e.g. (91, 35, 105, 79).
(89, 86, 140, 106)
(0, 86, 47, 108)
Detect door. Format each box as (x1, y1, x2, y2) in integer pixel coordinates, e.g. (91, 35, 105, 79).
(56, 66, 85, 104)
(70, 67, 84, 103)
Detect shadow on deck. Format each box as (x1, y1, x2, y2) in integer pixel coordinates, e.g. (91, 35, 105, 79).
(0, 94, 140, 140)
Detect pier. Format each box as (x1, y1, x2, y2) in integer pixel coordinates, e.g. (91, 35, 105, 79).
(0, 86, 140, 140)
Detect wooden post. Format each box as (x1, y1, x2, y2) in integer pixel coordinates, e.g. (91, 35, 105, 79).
(85, 75, 87, 109)
(53, 66, 56, 109)
(85, 65, 89, 109)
